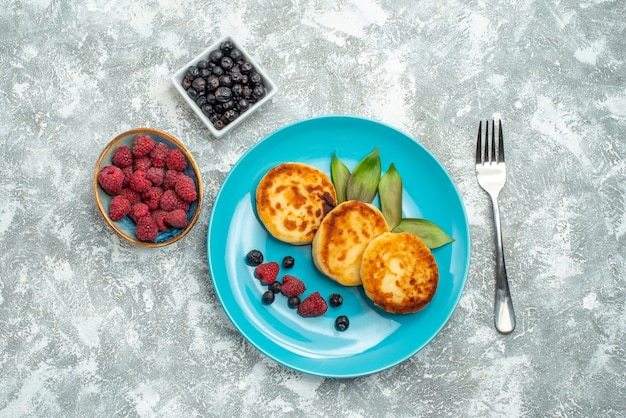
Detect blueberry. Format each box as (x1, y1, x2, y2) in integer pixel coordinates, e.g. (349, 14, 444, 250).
(186, 88, 199, 100)
(253, 85, 265, 99)
(215, 87, 233, 103)
(282, 256, 295, 269)
(186, 66, 200, 78)
(262, 290, 275, 305)
(269, 281, 282, 294)
(191, 77, 206, 91)
(201, 104, 213, 117)
(237, 98, 250, 112)
(232, 84, 243, 97)
(335, 315, 350, 331)
(246, 249, 263, 265)
(249, 72, 262, 85)
(218, 74, 232, 87)
(209, 49, 223, 63)
(230, 70, 242, 83)
(220, 40, 234, 51)
(220, 56, 234, 70)
(329, 293, 343, 307)
(195, 95, 207, 107)
(211, 65, 224, 77)
(229, 48, 243, 61)
(206, 75, 220, 90)
(241, 62, 253, 74)
(288, 296, 300, 308)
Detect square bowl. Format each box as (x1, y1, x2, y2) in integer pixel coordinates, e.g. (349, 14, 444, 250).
(171, 35, 278, 139)
(94, 128, 203, 247)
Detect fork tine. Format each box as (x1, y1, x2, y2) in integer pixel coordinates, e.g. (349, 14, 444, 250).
(476, 121, 483, 164)
(490, 120, 496, 162)
(483, 120, 490, 163)
(497, 120, 505, 163)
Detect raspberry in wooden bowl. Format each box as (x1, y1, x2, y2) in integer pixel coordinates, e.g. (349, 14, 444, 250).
(94, 128, 203, 247)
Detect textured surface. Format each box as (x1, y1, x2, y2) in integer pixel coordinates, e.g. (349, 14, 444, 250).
(1, 0, 625, 417)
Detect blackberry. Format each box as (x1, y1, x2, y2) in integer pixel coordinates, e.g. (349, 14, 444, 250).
(246, 249, 263, 265)
(282, 256, 295, 269)
(335, 315, 350, 331)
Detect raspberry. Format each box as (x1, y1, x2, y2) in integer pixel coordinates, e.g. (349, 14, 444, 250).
(160, 190, 190, 212)
(142, 186, 163, 211)
(297, 292, 328, 317)
(164, 209, 188, 228)
(175, 175, 197, 202)
(129, 202, 150, 223)
(162, 170, 182, 190)
(121, 166, 133, 187)
(111, 145, 133, 168)
(129, 170, 152, 193)
(254, 261, 280, 285)
(135, 215, 158, 242)
(109, 195, 131, 221)
(280, 275, 306, 297)
(132, 134, 155, 157)
(98, 165, 124, 195)
(119, 188, 141, 205)
(165, 149, 187, 171)
(150, 142, 170, 168)
(151, 210, 168, 231)
(133, 156, 152, 172)
(146, 167, 165, 186)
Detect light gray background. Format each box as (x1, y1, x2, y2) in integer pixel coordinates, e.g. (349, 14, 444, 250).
(1, 0, 624, 417)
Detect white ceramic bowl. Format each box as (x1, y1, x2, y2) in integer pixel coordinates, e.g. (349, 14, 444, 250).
(171, 35, 278, 139)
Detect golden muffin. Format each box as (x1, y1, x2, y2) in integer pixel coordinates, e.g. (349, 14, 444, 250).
(312, 200, 389, 286)
(255, 162, 336, 245)
(360, 232, 439, 314)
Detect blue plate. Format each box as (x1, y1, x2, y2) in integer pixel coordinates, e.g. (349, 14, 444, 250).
(207, 116, 470, 377)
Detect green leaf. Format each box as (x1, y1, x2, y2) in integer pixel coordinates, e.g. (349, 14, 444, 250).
(392, 218, 455, 249)
(331, 152, 350, 204)
(346, 147, 381, 203)
(379, 163, 402, 229)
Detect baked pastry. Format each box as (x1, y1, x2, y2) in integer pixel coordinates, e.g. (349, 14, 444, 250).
(360, 232, 439, 314)
(255, 162, 336, 245)
(312, 200, 389, 286)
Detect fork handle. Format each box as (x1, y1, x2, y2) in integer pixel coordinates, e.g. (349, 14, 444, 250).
(491, 196, 516, 334)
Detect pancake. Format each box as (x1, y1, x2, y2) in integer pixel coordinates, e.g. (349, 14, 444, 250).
(312, 200, 389, 286)
(360, 232, 439, 314)
(255, 162, 336, 245)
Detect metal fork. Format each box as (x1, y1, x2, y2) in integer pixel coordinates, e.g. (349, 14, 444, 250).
(476, 120, 516, 334)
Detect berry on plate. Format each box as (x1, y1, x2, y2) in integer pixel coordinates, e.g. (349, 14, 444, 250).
(297, 292, 328, 317)
(281, 275, 306, 297)
(254, 261, 279, 285)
